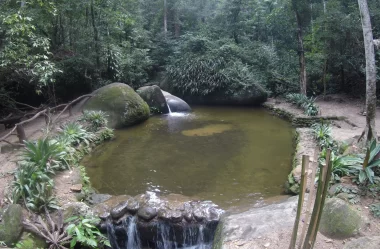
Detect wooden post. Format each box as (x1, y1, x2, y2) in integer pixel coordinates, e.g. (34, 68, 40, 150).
(289, 155, 309, 249)
(303, 150, 331, 249)
(16, 125, 26, 144)
(45, 108, 51, 125)
(299, 149, 319, 249)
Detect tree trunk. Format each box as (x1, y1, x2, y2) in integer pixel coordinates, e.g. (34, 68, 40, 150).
(174, 8, 180, 38)
(164, 0, 168, 36)
(91, 0, 100, 69)
(295, 10, 307, 95)
(358, 0, 377, 143)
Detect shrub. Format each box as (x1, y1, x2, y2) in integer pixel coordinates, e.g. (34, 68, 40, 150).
(57, 122, 93, 146)
(318, 149, 361, 183)
(80, 111, 108, 132)
(66, 216, 110, 248)
(311, 123, 336, 150)
(23, 138, 69, 171)
(285, 93, 319, 116)
(370, 202, 380, 218)
(12, 161, 58, 211)
(350, 139, 380, 185)
(23, 209, 71, 248)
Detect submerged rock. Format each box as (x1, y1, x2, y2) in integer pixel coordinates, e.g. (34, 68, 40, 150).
(319, 198, 362, 239)
(84, 83, 150, 128)
(137, 85, 169, 114)
(162, 91, 192, 112)
(182, 124, 233, 137)
(0, 204, 23, 246)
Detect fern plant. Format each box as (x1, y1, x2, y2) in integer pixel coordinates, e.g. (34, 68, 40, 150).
(65, 216, 110, 248)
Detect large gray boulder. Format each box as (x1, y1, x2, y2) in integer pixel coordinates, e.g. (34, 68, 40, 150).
(343, 236, 380, 249)
(213, 196, 297, 249)
(0, 204, 23, 246)
(162, 91, 192, 112)
(319, 198, 362, 239)
(83, 83, 150, 128)
(136, 85, 169, 114)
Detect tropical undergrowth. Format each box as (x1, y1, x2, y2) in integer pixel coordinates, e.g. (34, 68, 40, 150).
(311, 123, 380, 211)
(166, 35, 286, 97)
(285, 93, 319, 116)
(10, 111, 114, 213)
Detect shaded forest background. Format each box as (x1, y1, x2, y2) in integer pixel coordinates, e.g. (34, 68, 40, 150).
(0, 0, 379, 115)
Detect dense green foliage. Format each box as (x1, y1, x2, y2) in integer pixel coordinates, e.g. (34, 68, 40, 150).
(311, 123, 380, 187)
(286, 93, 319, 116)
(66, 216, 110, 248)
(11, 114, 114, 212)
(0, 0, 379, 111)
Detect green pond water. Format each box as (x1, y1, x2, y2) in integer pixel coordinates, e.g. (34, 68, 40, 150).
(83, 106, 294, 209)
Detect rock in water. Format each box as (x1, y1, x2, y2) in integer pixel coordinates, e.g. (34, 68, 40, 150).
(84, 83, 150, 128)
(162, 91, 192, 112)
(319, 198, 362, 239)
(136, 85, 169, 114)
(0, 204, 23, 246)
(343, 236, 380, 249)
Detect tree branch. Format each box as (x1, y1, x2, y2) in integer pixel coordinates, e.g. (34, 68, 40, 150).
(0, 94, 93, 144)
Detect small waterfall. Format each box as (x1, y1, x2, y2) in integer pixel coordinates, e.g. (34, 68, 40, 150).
(106, 218, 214, 249)
(156, 222, 176, 249)
(106, 221, 120, 249)
(167, 102, 172, 113)
(124, 216, 141, 249)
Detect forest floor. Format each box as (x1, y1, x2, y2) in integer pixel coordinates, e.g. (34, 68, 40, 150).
(0, 111, 81, 208)
(0, 94, 379, 249)
(262, 94, 380, 249)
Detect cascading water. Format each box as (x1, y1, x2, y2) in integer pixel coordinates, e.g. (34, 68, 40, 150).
(125, 217, 141, 249)
(166, 99, 172, 113)
(106, 218, 214, 249)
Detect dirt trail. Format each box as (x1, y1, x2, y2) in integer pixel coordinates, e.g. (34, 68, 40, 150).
(0, 112, 80, 207)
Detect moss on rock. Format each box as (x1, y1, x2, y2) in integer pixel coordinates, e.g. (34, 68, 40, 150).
(84, 83, 150, 128)
(0, 204, 23, 246)
(319, 198, 362, 239)
(16, 233, 47, 249)
(136, 85, 169, 114)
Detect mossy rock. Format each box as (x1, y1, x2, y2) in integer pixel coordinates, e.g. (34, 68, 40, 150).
(16, 233, 47, 249)
(319, 198, 362, 239)
(84, 83, 150, 128)
(285, 173, 299, 195)
(136, 85, 169, 114)
(0, 204, 23, 246)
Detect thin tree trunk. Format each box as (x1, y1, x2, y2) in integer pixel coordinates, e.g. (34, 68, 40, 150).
(91, 0, 100, 69)
(164, 0, 168, 36)
(358, 0, 377, 143)
(295, 10, 307, 95)
(174, 8, 180, 38)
